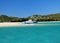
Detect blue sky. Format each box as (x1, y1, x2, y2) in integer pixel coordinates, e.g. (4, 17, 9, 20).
(0, 0, 60, 17)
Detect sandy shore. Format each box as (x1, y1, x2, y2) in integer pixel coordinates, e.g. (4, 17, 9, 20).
(0, 22, 35, 27)
(0, 21, 60, 27)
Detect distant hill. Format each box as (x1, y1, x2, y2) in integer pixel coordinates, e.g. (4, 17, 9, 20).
(44, 14, 60, 21)
(0, 13, 60, 22)
(27, 13, 60, 21)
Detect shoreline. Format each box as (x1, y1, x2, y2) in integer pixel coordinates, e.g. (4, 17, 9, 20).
(0, 21, 60, 27)
(0, 22, 35, 27)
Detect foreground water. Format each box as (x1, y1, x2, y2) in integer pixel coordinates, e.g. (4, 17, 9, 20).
(0, 23, 60, 43)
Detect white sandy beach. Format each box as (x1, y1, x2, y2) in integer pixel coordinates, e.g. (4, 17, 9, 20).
(0, 21, 60, 27)
(0, 22, 35, 27)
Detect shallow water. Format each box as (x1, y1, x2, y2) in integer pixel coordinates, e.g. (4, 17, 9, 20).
(0, 23, 60, 43)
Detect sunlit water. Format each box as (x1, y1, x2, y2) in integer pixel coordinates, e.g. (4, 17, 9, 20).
(0, 22, 60, 43)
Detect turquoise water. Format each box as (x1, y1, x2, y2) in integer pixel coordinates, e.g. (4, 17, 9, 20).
(38, 22, 60, 24)
(0, 23, 60, 43)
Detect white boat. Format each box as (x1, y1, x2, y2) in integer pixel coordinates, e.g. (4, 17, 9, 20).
(24, 19, 37, 24)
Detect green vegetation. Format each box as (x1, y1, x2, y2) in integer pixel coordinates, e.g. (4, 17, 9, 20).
(0, 13, 60, 22)
(0, 15, 28, 22)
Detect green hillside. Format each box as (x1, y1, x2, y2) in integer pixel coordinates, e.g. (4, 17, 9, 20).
(0, 13, 60, 22)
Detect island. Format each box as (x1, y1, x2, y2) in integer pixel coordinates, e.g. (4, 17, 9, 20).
(0, 13, 60, 27)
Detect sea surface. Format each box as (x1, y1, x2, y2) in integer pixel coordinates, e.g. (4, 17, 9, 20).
(0, 22, 60, 43)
